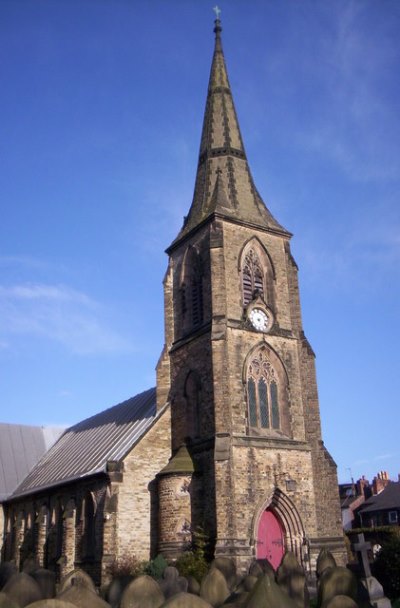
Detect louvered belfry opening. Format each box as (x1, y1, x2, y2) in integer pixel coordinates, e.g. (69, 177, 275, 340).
(242, 248, 264, 305)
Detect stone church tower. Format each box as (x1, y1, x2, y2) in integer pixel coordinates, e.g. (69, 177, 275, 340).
(156, 17, 346, 573)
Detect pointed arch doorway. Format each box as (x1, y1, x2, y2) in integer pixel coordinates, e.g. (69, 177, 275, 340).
(256, 508, 285, 570)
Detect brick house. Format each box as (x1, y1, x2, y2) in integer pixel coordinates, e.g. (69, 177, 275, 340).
(358, 479, 400, 528)
(1, 16, 346, 583)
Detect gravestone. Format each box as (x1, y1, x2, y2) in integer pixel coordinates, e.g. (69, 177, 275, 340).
(211, 557, 238, 590)
(105, 575, 133, 608)
(276, 551, 308, 608)
(317, 550, 337, 578)
(353, 533, 391, 608)
(317, 567, 358, 607)
(187, 576, 201, 596)
(245, 572, 299, 608)
(120, 574, 165, 608)
(159, 566, 188, 599)
(2, 572, 43, 607)
(322, 595, 359, 608)
(25, 601, 78, 608)
(59, 568, 96, 594)
(0, 590, 20, 608)
(248, 558, 274, 579)
(31, 569, 56, 599)
(58, 580, 111, 608)
(199, 567, 230, 607)
(160, 593, 213, 607)
(0, 561, 17, 589)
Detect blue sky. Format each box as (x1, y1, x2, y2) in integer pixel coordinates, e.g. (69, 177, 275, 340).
(1, 0, 399, 484)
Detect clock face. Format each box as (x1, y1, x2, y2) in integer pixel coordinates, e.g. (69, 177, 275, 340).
(249, 308, 270, 332)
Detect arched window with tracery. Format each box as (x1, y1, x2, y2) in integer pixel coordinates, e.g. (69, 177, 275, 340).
(240, 239, 275, 309)
(180, 246, 203, 332)
(246, 346, 288, 433)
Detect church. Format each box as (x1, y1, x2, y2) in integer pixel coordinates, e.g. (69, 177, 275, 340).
(1, 16, 346, 584)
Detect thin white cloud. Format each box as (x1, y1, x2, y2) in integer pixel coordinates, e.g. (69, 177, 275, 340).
(0, 283, 132, 355)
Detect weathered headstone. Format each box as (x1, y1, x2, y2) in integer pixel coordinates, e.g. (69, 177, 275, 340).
(120, 574, 165, 608)
(105, 575, 133, 608)
(0, 561, 17, 589)
(200, 567, 230, 607)
(22, 558, 40, 575)
(211, 557, 237, 591)
(31, 569, 56, 599)
(353, 533, 391, 608)
(317, 567, 358, 607)
(248, 558, 275, 579)
(0, 590, 20, 608)
(2, 572, 43, 607)
(322, 595, 359, 608)
(59, 568, 96, 594)
(159, 566, 188, 599)
(276, 551, 309, 608)
(316, 550, 337, 578)
(25, 601, 78, 608)
(58, 580, 111, 608)
(160, 592, 213, 607)
(245, 572, 299, 608)
(187, 576, 201, 596)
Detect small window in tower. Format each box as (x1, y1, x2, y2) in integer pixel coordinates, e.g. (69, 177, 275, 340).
(180, 246, 204, 332)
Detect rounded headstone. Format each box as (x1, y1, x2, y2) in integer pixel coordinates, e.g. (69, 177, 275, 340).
(2, 572, 43, 607)
(200, 567, 230, 608)
(0, 561, 18, 589)
(322, 595, 359, 608)
(248, 558, 275, 579)
(160, 592, 213, 607)
(243, 575, 258, 592)
(159, 567, 188, 599)
(245, 572, 299, 608)
(211, 557, 237, 591)
(31, 569, 56, 599)
(105, 575, 133, 608)
(58, 581, 111, 608)
(25, 601, 78, 608)
(187, 576, 201, 596)
(22, 558, 40, 575)
(120, 574, 164, 608)
(317, 567, 358, 607)
(0, 590, 20, 608)
(59, 569, 96, 594)
(316, 550, 337, 578)
(276, 551, 308, 608)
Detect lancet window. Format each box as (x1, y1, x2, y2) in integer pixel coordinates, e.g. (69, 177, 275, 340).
(247, 347, 281, 431)
(180, 246, 204, 332)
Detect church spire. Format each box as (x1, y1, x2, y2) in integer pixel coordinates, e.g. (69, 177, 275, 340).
(170, 13, 289, 249)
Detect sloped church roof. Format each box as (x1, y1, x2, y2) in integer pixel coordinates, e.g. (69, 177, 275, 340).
(11, 388, 158, 499)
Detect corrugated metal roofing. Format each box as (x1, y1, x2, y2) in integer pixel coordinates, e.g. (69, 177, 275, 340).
(11, 387, 157, 499)
(0, 423, 64, 501)
(358, 481, 400, 513)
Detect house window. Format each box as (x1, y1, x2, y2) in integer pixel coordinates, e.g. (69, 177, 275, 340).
(246, 347, 281, 430)
(388, 511, 398, 524)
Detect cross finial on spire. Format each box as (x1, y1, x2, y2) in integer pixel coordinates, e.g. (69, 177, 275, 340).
(213, 5, 221, 20)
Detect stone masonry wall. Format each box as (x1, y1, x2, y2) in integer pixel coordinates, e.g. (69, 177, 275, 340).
(116, 406, 171, 562)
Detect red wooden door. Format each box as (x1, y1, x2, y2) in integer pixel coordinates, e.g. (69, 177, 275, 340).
(257, 509, 285, 569)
